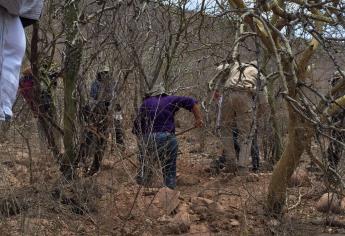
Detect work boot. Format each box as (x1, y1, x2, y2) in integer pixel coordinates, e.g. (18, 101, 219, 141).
(87, 162, 100, 176)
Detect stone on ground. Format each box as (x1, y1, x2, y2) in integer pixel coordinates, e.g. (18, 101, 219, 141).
(246, 173, 259, 182)
(176, 174, 200, 186)
(141, 187, 181, 218)
(156, 187, 180, 214)
(316, 193, 340, 213)
(190, 197, 225, 216)
(166, 203, 191, 234)
(230, 219, 240, 227)
(289, 169, 310, 187)
(189, 223, 210, 235)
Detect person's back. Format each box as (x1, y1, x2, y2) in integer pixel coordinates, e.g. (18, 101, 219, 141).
(223, 61, 262, 91)
(210, 61, 268, 172)
(90, 70, 113, 104)
(133, 85, 202, 188)
(133, 95, 197, 136)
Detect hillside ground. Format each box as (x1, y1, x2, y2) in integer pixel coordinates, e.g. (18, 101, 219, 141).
(0, 122, 343, 236)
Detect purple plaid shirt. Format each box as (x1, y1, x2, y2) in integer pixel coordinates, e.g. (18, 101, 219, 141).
(133, 95, 197, 135)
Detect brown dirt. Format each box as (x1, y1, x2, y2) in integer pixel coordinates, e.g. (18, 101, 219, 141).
(0, 126, 343, 235)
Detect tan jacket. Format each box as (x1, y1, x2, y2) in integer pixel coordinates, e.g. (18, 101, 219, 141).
(224, 62, 265, 91)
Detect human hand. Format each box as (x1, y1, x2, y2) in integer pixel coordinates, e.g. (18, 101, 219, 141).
(194, 119, 204, 128)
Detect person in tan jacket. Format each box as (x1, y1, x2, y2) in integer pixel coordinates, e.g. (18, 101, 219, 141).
(210, 60, 268, 172)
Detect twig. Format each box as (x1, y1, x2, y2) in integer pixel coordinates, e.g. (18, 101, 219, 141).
(287, 188, 303, 211)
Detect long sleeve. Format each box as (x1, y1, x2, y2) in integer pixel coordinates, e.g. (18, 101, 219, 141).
(171, 96, 198, 112)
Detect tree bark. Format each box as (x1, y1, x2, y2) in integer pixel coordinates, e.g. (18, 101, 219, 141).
(266, 78, 283, 165)
(266, 103, 307, 214)
(62, 0, 83, 177)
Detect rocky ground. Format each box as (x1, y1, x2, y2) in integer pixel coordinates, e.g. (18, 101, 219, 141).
(0, 125, 344, 235)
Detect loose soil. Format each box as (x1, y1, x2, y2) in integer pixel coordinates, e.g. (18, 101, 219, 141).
(0, 124, 343, 235)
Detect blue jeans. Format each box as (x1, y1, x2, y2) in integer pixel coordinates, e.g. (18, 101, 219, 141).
(137, 132, 178, 189)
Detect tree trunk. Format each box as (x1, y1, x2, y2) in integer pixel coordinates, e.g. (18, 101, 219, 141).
(61, 0, 83, 178)
(266, 78, 283, 165)
(266, 103, 307, 214)
(267, 61, 309, 214)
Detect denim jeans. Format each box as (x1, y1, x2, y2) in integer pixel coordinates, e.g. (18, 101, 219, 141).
(137, 132, 178, 189)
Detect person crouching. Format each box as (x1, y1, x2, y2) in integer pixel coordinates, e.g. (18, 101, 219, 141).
(132, 84, 203, 189)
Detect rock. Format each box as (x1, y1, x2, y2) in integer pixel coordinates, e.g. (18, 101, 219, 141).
(155, 187, 180, 214)
(316, 193, 340, 213)
(142, 187, 180, 218)
(142, 232, 153, 236)
(145, 218, 153, 225)
(198, 190, 215, 199)
(289, 169, 310, 187)
(208, 202, 225, 215)
(246, 173, 259, 182)
(190, 197, 225, 216)
(177, 174, 200, 186)
(189, 214, 200, 222)
(157, 215, 172, 223)
(191, 197, 214, 206)
(166, 208, 191, 234)
(210, 219, 232, 231)
(190, 224, 210, 235)
(230, 219, 240, 227)
(268, 219, 280, 227)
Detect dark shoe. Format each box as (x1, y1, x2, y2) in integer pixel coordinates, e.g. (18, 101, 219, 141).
(87, 163, 100, 176)
(60, 164, 75, 181)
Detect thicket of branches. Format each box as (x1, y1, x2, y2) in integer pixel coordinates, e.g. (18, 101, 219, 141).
(11, 0, 345, 219)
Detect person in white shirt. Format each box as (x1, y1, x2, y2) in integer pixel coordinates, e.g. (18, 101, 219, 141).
(0, 1, 43, 120)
